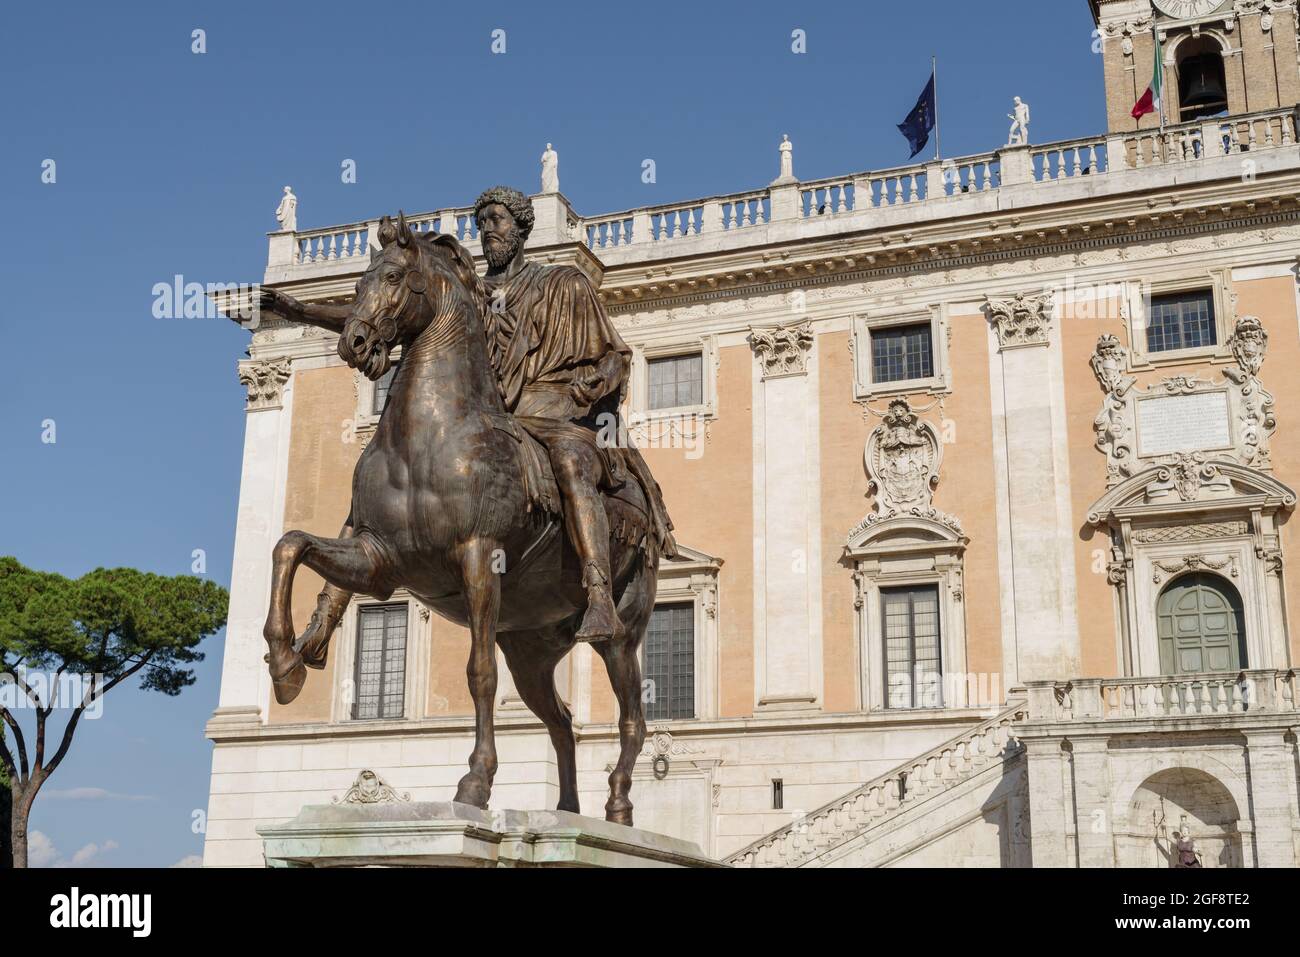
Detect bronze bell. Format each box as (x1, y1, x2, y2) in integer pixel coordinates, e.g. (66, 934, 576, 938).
(1179, 54, 1228, 118)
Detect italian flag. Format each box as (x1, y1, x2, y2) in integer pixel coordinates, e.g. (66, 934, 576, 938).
(1131, 32, 1163, 120)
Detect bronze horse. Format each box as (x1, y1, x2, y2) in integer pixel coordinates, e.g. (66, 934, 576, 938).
(260, 214, 657, 824)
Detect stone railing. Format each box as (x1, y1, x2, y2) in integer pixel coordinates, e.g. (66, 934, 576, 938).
(1117, 105, 1297, 169)
(267, 105, 1300, 273)
(1026, 669, 1300, 723)
(724, 699, 1028, 868)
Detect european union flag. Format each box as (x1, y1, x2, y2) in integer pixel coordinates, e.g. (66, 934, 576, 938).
(898, 73, 936, 159)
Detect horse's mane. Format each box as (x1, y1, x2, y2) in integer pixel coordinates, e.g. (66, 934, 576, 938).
(422, 233, 490, 315)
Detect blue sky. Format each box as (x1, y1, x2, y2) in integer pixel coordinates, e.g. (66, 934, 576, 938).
(0, 0, 1103, 866)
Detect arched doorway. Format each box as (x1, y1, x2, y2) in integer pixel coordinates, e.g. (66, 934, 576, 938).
(1156, 573, 1245, 675)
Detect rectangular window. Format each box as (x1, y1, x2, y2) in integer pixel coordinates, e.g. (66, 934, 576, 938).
(647, 354, 703, 410)
(772, 779, 784, 810)
(1146, 291, 1216, 354)
(881, 585, 942, 710)
(352, 603, 407, 720)
(870, 323, 934, 385)
(372, 364, 398, 414)
(643, 602, 695, 720)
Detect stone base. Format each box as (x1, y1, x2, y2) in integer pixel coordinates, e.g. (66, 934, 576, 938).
(258, 801, 725, 868)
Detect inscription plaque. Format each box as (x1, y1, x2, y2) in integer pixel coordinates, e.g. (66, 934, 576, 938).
(1137, 391, 1232, 457)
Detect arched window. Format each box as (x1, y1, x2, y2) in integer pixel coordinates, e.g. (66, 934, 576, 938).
(1175, 36, 1228, 122)
(1156, 573, 1246, 675)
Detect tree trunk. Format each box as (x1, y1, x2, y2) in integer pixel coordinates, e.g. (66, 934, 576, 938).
(0, 777, 11, 869)
(9, 801, 25, 869)
(7, 784, 33, 869)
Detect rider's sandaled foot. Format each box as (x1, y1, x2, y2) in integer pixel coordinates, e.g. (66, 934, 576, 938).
(295, 613, 334, 670)
(575, 588, 624, 642)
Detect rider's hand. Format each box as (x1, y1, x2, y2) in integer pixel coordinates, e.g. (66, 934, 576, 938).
(572, 373, 603, 407)
(259, 288, 300, 320)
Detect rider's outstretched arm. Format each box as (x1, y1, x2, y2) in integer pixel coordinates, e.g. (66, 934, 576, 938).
(260, 289, 351, 333)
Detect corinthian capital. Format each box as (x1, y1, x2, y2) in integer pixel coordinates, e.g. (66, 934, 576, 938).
(748, 321, 814, 379)
(238, 356, 292, 411)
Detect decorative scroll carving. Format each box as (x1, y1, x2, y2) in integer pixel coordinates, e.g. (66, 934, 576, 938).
(748, 321, 814, 378)
(1151, 554, 1237, 585)
(238, 357, 291, 411)
(1089, 317, 1277, 495)
(1148, 452, 1233, 503)
(333, 769, 410, 805)
(1091, 334, 1137, 480)
(640, 727, 704, 759)
(985, 292, 1053, 349)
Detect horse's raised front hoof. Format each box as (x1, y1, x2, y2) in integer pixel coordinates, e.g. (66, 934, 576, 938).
(605, 798, 634, 827)
(266, 644, 307, 706)
(453, 771, 492, 810)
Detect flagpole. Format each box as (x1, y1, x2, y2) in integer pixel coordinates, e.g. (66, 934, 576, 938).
(1154, 24, 1165, 134)
(932, 56, 941, 161)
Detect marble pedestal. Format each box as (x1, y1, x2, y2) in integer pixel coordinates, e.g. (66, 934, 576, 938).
(258, 801, 725, 868)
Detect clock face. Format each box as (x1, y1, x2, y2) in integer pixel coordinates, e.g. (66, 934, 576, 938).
(1152, 0, 1223, 18)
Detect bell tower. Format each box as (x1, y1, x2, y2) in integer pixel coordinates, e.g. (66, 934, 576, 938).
(1092, 0, 1300, 131)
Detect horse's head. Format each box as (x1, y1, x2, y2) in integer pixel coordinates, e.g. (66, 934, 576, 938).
(340, 211, 484, 380)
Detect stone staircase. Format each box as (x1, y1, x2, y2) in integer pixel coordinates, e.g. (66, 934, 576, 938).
(725, 698, 1029, 868)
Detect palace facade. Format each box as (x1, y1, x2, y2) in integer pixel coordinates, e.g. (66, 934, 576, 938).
(205, 0, 1300, 867)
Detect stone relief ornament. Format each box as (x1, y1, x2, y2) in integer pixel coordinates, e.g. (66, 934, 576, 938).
(856, 398, 963, 536)
(238, 356, 292, 411)
(1090, 317, 1277, 494)
(333, 769, 410, 806)
(985, 292, 1053, 349)
(1151, 553, 1237, 585)
(748, 321, 814, 378)
(866, 398, 942, 513)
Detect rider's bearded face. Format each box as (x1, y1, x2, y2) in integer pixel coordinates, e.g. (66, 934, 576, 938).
(478, 203, 522, 269)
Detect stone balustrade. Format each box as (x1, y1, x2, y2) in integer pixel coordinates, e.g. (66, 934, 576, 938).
(266, 104, 1300, 277)
(724, 699, 1028, 868)
(1026, 669, 1300, 724)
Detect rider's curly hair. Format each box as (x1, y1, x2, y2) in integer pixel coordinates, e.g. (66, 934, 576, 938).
(473, 186, 535, 241)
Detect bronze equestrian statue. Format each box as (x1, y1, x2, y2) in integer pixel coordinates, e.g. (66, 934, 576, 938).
(256, 190, 675, 826)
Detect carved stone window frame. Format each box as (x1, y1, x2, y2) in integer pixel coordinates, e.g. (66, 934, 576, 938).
(1086, 464, 1295, 678)
(1123, 270, 1236, 370)
(846, 516, 969, 712)
(851, 304, 951, 401)
(331, 589, 430, 723)
(627, 335, 719, 424)
(651, 545, 723, 722)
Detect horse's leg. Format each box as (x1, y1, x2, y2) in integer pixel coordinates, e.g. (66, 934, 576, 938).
(263, 529, 391, 706)
(594, 560, 655, 826)
(497, 630, 580, 814)
(453, 539, 502, 809)
(296, 516, 355, 669)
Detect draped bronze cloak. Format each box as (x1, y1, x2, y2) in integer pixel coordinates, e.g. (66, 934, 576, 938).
(483, 261, 630, 421)
(482, 260, 677, 558)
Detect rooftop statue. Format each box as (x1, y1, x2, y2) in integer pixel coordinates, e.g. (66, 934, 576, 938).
(274, 185, 297, 232)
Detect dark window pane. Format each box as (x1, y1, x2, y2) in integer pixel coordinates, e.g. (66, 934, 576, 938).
(1146, 291, 1216, 353)
(648, 354, 703, 410)
(870, 323, 934, 384)
(643, 602, 695, 719)
(353, 603, 407, 720)
(881, 585, 942, 710)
